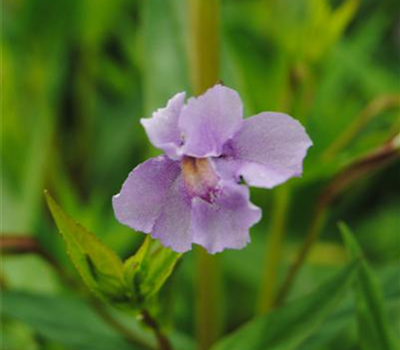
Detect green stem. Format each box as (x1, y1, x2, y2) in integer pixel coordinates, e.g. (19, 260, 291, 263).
(322, 94, 400, 161)
(141, 310, 173, 350)
(274, 206, 328, 306)
(274, 133, 400, 306)
(256, 61, 304, 315)
(91, 302, 155, 350)
(257, 186, 290, 314)
(190, 0, 220, 94)
(195, 249, 222, 350)
(190, 1, 221, 348)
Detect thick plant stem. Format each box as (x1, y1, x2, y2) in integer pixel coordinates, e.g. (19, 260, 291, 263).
(257, 186, 290, 314)
(189, 0, 222, 349)
(190, 0, 220, 94)
(195, 249, 222, 350)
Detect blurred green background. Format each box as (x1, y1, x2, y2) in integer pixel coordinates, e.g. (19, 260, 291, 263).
(1, 0, 399, 349)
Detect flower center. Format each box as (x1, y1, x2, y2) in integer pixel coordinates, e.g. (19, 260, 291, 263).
(181, 156, 219, 202)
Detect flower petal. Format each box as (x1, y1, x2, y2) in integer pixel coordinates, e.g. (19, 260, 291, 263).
(179, 85, 243, 158)
(151, 175, 193, 253)
(141, 92, 186, 159)
(112, 156, 181, 233)
(191, 181, 261, 254)
(216, 112, 312, 188)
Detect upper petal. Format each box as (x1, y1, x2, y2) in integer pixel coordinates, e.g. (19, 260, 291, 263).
(179, 85, 243, 158)
(215, 112, 312, 188)
(191, 181, 261, 254)
(112, 156, 181, 233)
(141, 92, 186, 159)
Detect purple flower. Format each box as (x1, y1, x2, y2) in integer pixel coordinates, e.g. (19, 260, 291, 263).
(113, 85, 312, 254)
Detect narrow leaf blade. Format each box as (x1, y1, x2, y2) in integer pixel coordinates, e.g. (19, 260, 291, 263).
(211, 261, 359, 350)
(339, 222, 399, 350)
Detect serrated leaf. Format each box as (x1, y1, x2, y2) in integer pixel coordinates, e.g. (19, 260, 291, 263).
(211, 260, 359, 350)
(339, 222, 399, 350)
(44, 191, 130, 306)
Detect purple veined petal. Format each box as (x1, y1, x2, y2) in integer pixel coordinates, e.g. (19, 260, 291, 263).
(215, 112, 313, 188)
(191, 181, 262, 254)
(151, 175, 193, 253)
(141, 92, 186, 159)
(112, 156, 181, 233)
(179, 85, 244, 158)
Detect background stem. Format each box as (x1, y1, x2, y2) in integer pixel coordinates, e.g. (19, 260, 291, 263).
(257, 186, 290, 314)
(322, 94, 400, 161)
(274, 134, 400, 306)
(189, 0, 222, 349)
(274, 207, 328, 306)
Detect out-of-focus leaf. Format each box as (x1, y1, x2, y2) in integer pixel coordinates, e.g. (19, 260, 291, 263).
(44, 191, 131, 306)
(142, 0, 188, 115)
(124, 236, 181, 303)
(211, 261, 359, 350)
(308, 11, 397, 156)
(0, 292, 144, 350)
(0, 255, 60, 293)
(339, 223, 399, 350)
(1, 319, 39, 350)
(77, 0, 128, 47)
(298, 263, 400, 350)
(262, 0, 359, 64)
(355, 200, 400, 262)
(307, 0, 360, 62)
(1, 48, 59, 233)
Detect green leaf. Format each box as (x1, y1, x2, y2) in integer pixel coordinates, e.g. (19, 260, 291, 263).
(0, 291, 145, 350)
(211, 260, 359, 350)
(299, 263, 400, 349)
(339, 222, 399, 350)
(124, 236, 181, 303)
(308, 0, 360, 62)
(44, 191, 131, 306)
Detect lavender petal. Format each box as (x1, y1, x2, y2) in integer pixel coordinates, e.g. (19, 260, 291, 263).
(215, 112, 312, 188)
(191, 181, 261, 254)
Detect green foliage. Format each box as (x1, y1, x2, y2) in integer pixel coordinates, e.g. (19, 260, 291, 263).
(45, 191, 180, 312)
(262, 0, 360, 64)
(1, 292, 142, 350)
(339, 223, 400, 350)
(2, 0, 399, 348)
(45, 191, 129, 304)
(298, 262, 400, 349)
(142, 0, 189, 115)
(124, 236, 181, 303)
(212, 261, 359, 350)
